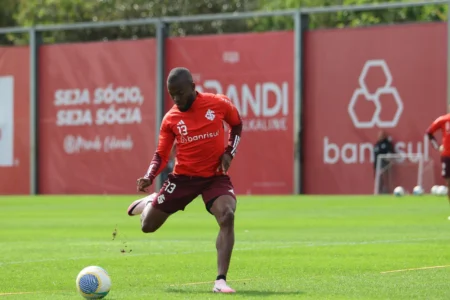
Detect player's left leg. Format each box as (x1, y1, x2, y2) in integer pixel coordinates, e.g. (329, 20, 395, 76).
(442, 157, 450, 205)
(440, 157, 450, 220)
(210, 195, 236, 293)
(446, 178, 450, 204)
(202, 175, 237, 293)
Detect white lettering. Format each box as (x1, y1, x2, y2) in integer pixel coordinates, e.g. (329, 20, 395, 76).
(93, 84, 144, 105)
(282, 82, 288, 116)
(95, 106, 142, 125)
(56, 109, 93, 127)
(63, 134, 135, 154)
(323, 136, 430, 164)
(341, 143, 357, 164)
(64, 135, 102, 154)
(53, 85, 144, 128)
(54, 89, 90, 106)
(196, 80, 289, 120)
(262, 82, 282, 117)
(359, 143, 373, 164)
(186, 131, 219, 143)
(104, 135, 134, 152)
(242, 84, 260, 117)
(243, 118, 287, 131)
(324, 137, 340, 164)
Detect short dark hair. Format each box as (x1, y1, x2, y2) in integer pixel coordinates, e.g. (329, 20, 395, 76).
(167, 67, 193, 84)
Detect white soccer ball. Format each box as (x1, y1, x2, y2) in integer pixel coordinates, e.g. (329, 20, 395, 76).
(412, 185, 424, 196)
(393, 186, 405, 196)
(431, 185, 440, 195)
(437, 185, 448, 196)
(76, 266, 111, 299)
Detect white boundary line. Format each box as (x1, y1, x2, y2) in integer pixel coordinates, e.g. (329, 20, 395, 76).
(0, 290, 68, 297)
(381, 264, 450, 274)
(0, 292, 37, 296)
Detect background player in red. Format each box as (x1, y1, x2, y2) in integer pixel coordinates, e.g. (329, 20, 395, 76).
(427, 112, 450, 204)
(127, 67, 242, 293)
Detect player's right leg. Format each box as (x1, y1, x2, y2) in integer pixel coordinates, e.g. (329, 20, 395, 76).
(126, 189, 169, 233)
(140, 202, 171, 233)
(138, 174, 201, 233)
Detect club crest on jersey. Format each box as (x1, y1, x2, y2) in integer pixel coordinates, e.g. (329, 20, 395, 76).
(205, 109, 215, 121)
(157, 194, 165, 204)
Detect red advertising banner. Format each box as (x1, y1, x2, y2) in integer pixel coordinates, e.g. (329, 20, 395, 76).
(0, 47, 30, 194)
(39, 40, 156, 194)
(303, 23, 446, 194)
(166, 31, 294, 194)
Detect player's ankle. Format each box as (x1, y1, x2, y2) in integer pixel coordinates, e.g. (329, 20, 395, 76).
(216, 275, 226, 281)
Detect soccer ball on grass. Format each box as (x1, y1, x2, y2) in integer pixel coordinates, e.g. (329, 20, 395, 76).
(412, 185, 424, 196)
(76, 266, 111, 299)
(431, 185, 440, 195)
(393, 186, 405, 196)
(437, 185, 448, 197)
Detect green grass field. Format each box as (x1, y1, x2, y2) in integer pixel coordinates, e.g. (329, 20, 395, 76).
(1, 195, 450, 299)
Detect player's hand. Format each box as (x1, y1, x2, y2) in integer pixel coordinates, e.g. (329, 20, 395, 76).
(217, 153, 233, 174)
(136, 177, 152, 193)
(440, 145, 444, 153)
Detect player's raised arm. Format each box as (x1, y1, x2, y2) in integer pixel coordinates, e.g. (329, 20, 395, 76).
(426, 116, 443, 150)
(220, 96, 243, 159)
(137, 118, 175, 192)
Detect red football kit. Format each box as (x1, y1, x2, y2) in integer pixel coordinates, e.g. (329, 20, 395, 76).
(142, 92, 243, 214)
(146, 92, 242, 179)
(427, 113, 450, 179)
(427, 114, 450, 157)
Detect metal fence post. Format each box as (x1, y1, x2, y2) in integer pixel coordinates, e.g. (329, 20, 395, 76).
(294, 13, 309, 195)
(154, 21, 169, 191)
(29, 28, 40, 195)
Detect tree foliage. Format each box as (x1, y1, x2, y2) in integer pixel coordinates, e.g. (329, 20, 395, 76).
(0, 0, 447, 45)
(254, 0, 447, 31)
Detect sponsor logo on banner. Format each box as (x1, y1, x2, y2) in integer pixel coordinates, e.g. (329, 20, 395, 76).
(323, 59, 429, 165)
(348, 60, 403, 129)
(0, 76, 14, 167)
(53, 84, 143, 154)
(194, 78, 289, 132)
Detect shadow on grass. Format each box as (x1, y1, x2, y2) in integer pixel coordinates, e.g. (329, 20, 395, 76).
(166, 288, 305, 297)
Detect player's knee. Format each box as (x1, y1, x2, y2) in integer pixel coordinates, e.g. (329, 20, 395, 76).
(141, 221, 158, 233)
(217, 208, 234, 227)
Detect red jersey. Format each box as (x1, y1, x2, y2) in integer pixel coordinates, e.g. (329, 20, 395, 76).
(427, 113, 450, 157)
(145, 92, 242, 179)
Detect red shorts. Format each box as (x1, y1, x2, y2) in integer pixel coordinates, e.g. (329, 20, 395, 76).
(441, 156, 450, 178)
(151, 174, 236, 214)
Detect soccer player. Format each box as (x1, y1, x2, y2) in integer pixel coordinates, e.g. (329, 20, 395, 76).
(127, 67, 242, 293)
(427, 113, 450, 203)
